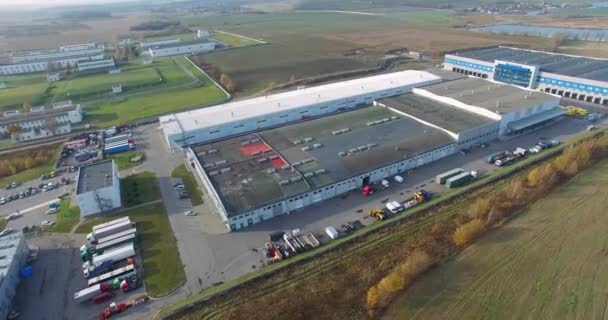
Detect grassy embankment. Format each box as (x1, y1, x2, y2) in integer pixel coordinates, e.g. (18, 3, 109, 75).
(109, 151, 145, 170)
(76, 172, 185, 297)
(383, 158, 608, 320)
(210, 32, 261, 47)
(171, 164, 203, 206)
(158, 128, 608, 320)
(49, 199, 81, 233)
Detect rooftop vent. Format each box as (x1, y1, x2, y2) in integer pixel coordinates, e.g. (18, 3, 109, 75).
(279, 180, 291, 186)
(257, 158, 268, 163)
(293, 140, 302, 145)
(220, 167, 231, 174)
(292, 161, 302, 166)
(269, 155, 279, 160)
(197, 151, 206, 157)
(290, 176, 303, 183)
(267, 168, 276, 174)
(251, 151, 261, 156)
(208, 171, 219, 176)
(240, 141, 250, 146)
(281, 164, 290, 170)
(208, 149, 218, 154)
(315, 169, 327, 175)
(301, 146, 311, 152)
(312, 143, 323, 149)
(215, 160, 227, 165)
(303, 137, 313, 142)
(303, 172, 314, 178)
(338, 152, 347, 157)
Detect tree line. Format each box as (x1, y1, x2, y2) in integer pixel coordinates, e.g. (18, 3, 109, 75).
(189, 55, 237, 93)
(365, 132, 608, 317)
(0, 144, 60, 179)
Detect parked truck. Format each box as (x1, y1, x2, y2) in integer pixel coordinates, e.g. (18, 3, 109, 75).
(73, 283, 110, 303)
(402, 189, 432, 209)
(81, 232, 136, 261)
(105, 134, 130, 145)
(445, 172, 474, 188)
(83, 244, 136, 277)
(88, 264, 136, 287)
(92, 217, 131, 232)
(104, 142, 134, 155)
(487, 151, 509, 164)
(435, 168, 464, 185)
(83, 260, 114, 279)
(87, 220, 135, 243)
(283, 232, 303, 253)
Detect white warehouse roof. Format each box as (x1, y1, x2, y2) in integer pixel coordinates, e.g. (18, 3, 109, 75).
(160, 70, 440, 136)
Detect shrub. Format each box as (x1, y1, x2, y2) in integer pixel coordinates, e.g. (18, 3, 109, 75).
(453, 219, 485, 247)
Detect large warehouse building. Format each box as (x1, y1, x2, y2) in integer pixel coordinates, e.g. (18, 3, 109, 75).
(159, 70, 443, 149)
(76, 160, 122, 217)
(0, 232, 29, 320)
(148, 39, 217, 57)
(0, 43, 105, 75)
(444, 46, 608, 104)
(171, 70, 562, 231)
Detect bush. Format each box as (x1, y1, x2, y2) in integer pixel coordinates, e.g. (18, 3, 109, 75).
(366, 250, 433, 317)
(453, 219, 485, 247)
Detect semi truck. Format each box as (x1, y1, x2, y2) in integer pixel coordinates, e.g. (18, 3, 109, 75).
(88, 264, 136, 287)
(81, 232, 136, 261)
(104, 134, 130, 145)
(83, 244, 136, 277)
(487, 151, 509, 164)
(87, 220, 135, 243)
(445, 172, 474, 188)
(292, 229, 309, 249)
(104, 142, 134, 155)
(74, 283, 110, 303)
(435, 168, 464, 185)
(92, 217, 131, 232)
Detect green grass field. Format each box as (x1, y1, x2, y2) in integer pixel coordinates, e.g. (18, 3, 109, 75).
(383, 159, 608, 320)
(49, 199, 81, 233)
(0, 57, 198, 111)
(76, 202, 185, 297)
(110, 151, 145, 170)
(121, 171, 161, 207)
(171, 164, 203, 206)
(210, 32, 261, 47)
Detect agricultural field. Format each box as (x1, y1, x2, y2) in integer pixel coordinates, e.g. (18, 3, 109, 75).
(185, 11, 555, 96)
(210, 32, 262, 47)
(383, 159, 608, 320)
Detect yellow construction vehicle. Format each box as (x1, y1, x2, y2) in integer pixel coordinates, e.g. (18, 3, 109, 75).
(561, 106, 589, 117)
(368, 208, 385, 221)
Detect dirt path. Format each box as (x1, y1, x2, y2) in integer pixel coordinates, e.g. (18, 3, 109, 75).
(383, 160, 608, 320)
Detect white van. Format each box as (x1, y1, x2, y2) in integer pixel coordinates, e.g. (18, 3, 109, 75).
(324, 226, 339, 240)
(394, 175, 404, 183)
(392, 201, 404, 212)
(386, 202, 399, 214)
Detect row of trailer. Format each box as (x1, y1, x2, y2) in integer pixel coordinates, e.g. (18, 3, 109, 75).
(103, 134, 135, 155)
(435, 168, 479, 188)
(73, 216, 140, 304)
(265, 229, 321, 263)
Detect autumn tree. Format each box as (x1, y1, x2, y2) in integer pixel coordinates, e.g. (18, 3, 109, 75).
(219, 73, 237, 93)
(550, 32, 568, 52)
(527, 167, 542, 188)
(22, 101, 32, 112)
(467, 198, 491, 220)
(453, 219, 485, 247)
(6, 125, 21, 136)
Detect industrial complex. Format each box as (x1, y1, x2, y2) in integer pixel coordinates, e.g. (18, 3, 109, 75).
(0, 43, 105, 75)
(75, 160, 122, 217)
(445, 46, 608, 104)
(161, 68, 564, 231)
(0, 232, 29, 320)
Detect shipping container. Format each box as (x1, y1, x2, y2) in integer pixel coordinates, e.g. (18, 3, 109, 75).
(445, 172, 473, 188)
(92, 217, 131, 232)
(435, 168, 464, 185)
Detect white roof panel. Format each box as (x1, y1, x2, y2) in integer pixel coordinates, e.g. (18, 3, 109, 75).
(160, 70, 440, 136)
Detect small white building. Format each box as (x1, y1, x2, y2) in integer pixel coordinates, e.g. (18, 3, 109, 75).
(148, 39, 216, 58)
(0, 103, 84, 142)
(0, 232, 29, 320)
(197, 29, 210, 39)
(0, 82, 6, 89)
(112, 84, 123, 94)
(47, 72, 61, 82)
(76, 160, 122, 217)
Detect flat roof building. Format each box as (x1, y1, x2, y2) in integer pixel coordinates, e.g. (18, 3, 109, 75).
(76, 160, 121, 217)
(160, 70, 442, 149)
(444, 46, 608, 105)
(148, 39, 216, 58)
(0, 232, 29, 320)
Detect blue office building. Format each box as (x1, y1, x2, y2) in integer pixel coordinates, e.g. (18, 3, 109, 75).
(444, 46, 608, 104)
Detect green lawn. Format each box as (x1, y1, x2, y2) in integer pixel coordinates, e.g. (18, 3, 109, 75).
(49, 199, 81, 233)
(0, 73, 49, 110)
(121, 171, 161, 207)
(171, 164, 203, 206)
(211, 32, 261, 47)
(0, 217, 6, 231)
(110, 151, 145, 170)
(85, 81, 227, 127)
(0, 164, 54, 188)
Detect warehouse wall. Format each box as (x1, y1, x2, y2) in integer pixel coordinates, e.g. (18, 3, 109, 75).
(457, 121, 500, 148)
(219, 143, 457, 231)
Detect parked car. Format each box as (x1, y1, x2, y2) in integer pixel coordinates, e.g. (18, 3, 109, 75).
(40, 220, 55, 227)
(6, 212, 20, 221)
(0, 197, 6, 205)
(45, 208, 58, 215)
(184, 210, 197, 216)
(0, 228, 13, 237)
